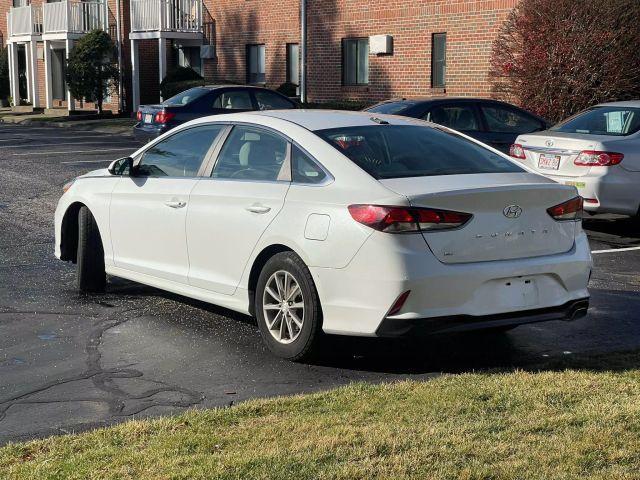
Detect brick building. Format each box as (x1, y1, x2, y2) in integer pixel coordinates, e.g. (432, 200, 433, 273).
(1, 0, 518, 113)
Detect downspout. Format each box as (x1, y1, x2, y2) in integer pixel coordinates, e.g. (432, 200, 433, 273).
(115, 0, 124, 112)
(300, 0, 307, 103)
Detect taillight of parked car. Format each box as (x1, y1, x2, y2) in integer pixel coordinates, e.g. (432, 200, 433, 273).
(348, 205, 473, 233)
(509, 143, 526, 159)
(136, 110, 142, 122)
(155, 111, 176, 124)
(574, 150, 623, 167)
(547, 196, 583, 221)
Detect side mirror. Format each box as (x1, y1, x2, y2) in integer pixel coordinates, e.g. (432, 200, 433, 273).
(108, 157, 134, 176)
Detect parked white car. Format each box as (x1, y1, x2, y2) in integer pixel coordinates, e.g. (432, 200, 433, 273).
(55, 111, 591, 360)
(510, 101, 640, 216)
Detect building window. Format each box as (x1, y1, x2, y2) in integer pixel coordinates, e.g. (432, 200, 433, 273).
(286, 43, 300, 85)
(246, 44, 266, 84)
(342, 38, 369, 85)
(179, 46, 202, 76)
(431, 33, 446, 88)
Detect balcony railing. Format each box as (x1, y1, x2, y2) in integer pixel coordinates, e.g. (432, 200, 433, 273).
(131, 0, 202, 32)
(43, 0, 108, 34)
(7, 5, 43, 37)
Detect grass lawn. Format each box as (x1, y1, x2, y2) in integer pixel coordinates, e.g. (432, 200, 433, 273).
(2, 353, 640, 479)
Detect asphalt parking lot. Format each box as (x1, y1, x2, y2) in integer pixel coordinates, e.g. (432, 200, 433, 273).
(1, 123, 639, 445)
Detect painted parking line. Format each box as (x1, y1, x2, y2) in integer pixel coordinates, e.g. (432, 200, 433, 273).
(11, 148, 135, 156)
(591, 246, 640, 254)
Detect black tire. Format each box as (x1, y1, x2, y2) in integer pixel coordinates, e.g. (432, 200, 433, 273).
(255, 251, 322, 361)
(76, 206, 106, 293)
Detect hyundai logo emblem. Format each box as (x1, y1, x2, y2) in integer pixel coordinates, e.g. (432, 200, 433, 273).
(503, 205, 523, 218)
(545, 139, 554, 147)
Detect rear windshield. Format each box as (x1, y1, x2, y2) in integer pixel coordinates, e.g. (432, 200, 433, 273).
(315, 125, 523, 179)
(551, 106, 640, 136)
(162, 87, 209, 106)
(365, 101, 417, 115)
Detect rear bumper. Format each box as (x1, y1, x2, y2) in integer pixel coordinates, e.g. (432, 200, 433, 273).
(312, 231, 591, 337)
(543, 170, 640, 216)
(376, 298, 589, 336)
(133, 123, 170, 143)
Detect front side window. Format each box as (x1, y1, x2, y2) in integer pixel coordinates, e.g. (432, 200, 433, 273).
(342, 38, 369, 85)
(426, 105, 480, 132)
(316, 125, 523, 179)
(551, 106, 640, 136)
(254, 90, 295, 110)
(212, 90, 254, 110)
(212, 126, 288, 181)
(247, 44, 266, 84)
(291, 145, 327, 184)
(286, 43, 300, 85)
(137, 124, 224, 177)
(480, 104, 542, 134)
(431, 33, 446, 88)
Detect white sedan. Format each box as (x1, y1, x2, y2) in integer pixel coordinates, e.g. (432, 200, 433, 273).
(55, 111, 591, 360)
(510, 101, 640, 216)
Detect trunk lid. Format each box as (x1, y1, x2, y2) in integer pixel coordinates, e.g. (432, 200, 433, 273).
(516, 131, 608, 177)
(380, 173, 578, 264)
(138, 104, 165, 126)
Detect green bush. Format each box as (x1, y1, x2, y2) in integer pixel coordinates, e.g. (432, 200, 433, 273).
(0, 47, 10, 100)
(160, 67, 204, 99)
(276, 82, 298, 98)
(65, 30, 119, 113)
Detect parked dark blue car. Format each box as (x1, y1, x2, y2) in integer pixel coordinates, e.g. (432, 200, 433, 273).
(134, 85, 298, 142)
(364, 98, 550, 153)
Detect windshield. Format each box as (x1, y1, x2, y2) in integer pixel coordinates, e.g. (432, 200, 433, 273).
(551, 106, 640, 136)
(365, 101, 417, 115)
(162, 87, 209, 106)
(315, 125, 523, 179)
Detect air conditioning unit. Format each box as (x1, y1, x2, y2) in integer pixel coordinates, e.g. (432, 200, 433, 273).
(369, 35, 393, 55)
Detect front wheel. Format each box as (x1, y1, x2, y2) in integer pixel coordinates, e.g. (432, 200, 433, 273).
(255, 252, 322, 361)
(76, 206, 106, 293)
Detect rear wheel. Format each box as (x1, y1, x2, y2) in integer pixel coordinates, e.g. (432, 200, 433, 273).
(255, 252, 322, 361)
(76, 206, 106, 293)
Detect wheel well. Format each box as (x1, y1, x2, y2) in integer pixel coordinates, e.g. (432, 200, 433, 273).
(60, 202, 85, 263)
(247, 244, 293, 316)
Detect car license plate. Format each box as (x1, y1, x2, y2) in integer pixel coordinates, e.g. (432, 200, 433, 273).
(538, 154, 560, 170)
(144, 114, 153, 124)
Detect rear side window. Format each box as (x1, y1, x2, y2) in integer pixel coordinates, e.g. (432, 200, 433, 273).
(254, 90, 295, 110)
(315, 125, 523, 179)
(480, 104, 542, 134)
(425, 105, 480, 131)
(212, 91, 254, 110)
(291, 145, 327, 184)
(212, 126, 288, 181)
(138, 124, 225, 177)
(162, 87, 209, 106)
(551, 106, 640, 136)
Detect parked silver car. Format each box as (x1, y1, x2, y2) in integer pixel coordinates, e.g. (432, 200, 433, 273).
(510, 101, 640, 216)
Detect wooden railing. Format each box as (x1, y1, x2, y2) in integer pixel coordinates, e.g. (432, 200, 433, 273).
(7, 5, 43, 37)
(43, 0, 108, 34)
(131, 0, 202, 32)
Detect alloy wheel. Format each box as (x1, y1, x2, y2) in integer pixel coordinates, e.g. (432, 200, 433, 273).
(262, 270, 305, 344)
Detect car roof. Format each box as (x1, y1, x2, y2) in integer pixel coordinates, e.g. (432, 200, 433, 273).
(247, 109, 424, 131)
(594, 100, 640, 108)
(201, 84, 279, 91)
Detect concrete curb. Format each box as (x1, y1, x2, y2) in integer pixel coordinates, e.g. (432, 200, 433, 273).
(1, 116, 135, 136)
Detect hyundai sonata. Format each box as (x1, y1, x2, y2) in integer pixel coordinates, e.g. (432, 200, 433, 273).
(55, 111, 591, 360)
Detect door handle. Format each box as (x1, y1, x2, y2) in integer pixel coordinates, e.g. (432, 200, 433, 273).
(164, 200, 187, 209)
(246, 204, 271, 214)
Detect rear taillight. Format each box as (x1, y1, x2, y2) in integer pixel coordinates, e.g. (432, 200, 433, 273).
(155, 111, 176, 124)
(574, 150, 623, 166)
(509, 143, 526, 159)
(348, 205, 472, 233)
(136, 110, 142, 122)
(547, 196, 583, 221)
